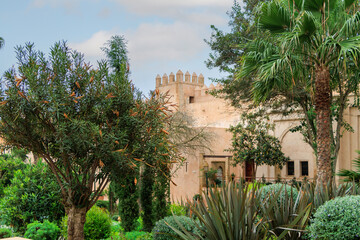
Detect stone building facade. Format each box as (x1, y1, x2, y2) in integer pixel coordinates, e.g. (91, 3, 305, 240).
(155, 70, 360, 201)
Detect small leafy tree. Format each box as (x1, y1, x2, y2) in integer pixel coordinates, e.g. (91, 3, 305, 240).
(229, 111, 289, 176)
(0, 38, 152, 239)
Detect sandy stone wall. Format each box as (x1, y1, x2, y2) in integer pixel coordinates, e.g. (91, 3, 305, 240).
(156, 70, 358, 201)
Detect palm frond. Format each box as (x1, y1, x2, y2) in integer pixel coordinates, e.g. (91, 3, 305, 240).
(258, 1, 292, 33)
(340, 11, 360, 37)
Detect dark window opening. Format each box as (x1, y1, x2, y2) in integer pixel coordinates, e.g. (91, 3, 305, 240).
(189, 96, 195, 103)
(301, 161, 309, 176)
(287, 161, 295, 176)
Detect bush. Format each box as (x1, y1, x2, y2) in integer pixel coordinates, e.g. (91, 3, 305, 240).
(61, 205, 112, 240)
(24, 220, 60, 240)
(308, 195, 360, 240)
(96, 200, 110, 210)
(0, 162, 64, 233)
(152, 216, 201, 240)
(0, 153, 26, 198)
(259, 183, 298, 204)
(166, 204, 187, 216)
(0, 228, 12, 239)
(112, 214, 121, 221)
(125, 231, 152, 240)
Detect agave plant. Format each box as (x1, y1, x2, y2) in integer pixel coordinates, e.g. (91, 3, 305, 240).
(258, 184, 312, 239)
(168, 181, 266, 240)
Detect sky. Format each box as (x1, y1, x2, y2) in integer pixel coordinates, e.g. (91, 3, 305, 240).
(0, 0, 235, 95)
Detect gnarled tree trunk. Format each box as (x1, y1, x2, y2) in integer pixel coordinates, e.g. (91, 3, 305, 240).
(67, 206, 87, 240)
(315, 65, 332, 187)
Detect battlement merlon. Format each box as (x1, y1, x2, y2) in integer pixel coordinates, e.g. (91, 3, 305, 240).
(155, 70, 205, 88)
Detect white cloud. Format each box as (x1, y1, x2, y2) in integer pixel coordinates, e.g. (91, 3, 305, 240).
(31, 0, 80, 11)
(127, 22, 204, 64)
(98, 7, 111, 18)
(111, 0, 233, 23)
(112, 0, 232, 11)
(70, 21, 205, 67)
(69, 31, 113, 61)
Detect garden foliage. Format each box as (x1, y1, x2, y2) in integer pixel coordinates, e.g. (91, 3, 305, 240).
(152, 215, 201, 240)
(24, 220, 60, 240)
(0, 228, 12, 239)
(0, 152, 26, 197)
(0, 162, 64, 233)
(259, 183, 298, 204)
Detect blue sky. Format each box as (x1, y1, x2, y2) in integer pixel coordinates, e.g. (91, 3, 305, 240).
(0, 0, 234, 95)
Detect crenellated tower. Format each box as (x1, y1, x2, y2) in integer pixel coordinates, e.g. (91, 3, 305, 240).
(155, 70, 206, 110)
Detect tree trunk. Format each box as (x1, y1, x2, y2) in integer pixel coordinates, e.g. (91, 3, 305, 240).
(67, 206, 87, 240)
(315, 65, 332, 187)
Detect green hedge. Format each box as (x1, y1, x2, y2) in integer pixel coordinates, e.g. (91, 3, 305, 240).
(152, 216, 202, 240)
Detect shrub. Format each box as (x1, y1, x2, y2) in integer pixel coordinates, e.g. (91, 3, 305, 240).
(259, 183, 298, 204)
(125, 231, 152, 240)
(0, 153, 26, 198)
(152, 216, 201, 240)
(0, 162, 64, 233)
(96, 200, 110, 210)
(308, 195, 360, 240)
(0, 228, 12, 239)
(61, 205, 112, 240)
(24, 220, 60, 240)
(112, 214, 121, 221)
(166, 204, 187, 216)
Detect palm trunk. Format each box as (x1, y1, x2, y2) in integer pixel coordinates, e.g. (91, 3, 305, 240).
(67, 206, 87, 240)
(315, 65, 332, 187)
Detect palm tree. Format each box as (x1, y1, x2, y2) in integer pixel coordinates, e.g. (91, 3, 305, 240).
(239, 0, 360, 187)
(0, 37, 4, 49)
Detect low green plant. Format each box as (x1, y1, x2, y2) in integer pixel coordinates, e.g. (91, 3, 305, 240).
(125, 231, 152, 240)
(96, 200, 110, 210)
(0, 228, 12, 239)
(308, 195, 360, 240)
(112, 214, 121, 221)
(24, 220, 60, 240)
(111, 221, 124, 233)
(258, 184, 312, 239)
(152, 216, 201, 240)
(61, 206, 112, 240)
(168, 182, 264, 240)
(167, 204, 187, 216)
(259, 183, 298, 205)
